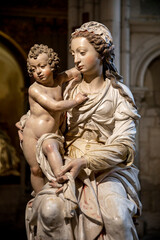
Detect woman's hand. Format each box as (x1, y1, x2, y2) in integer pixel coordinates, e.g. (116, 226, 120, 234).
(58, 157, 87, 181)
(15, 121, 21, 130)
(50, 157, 87, 194)
(15, 121, 23, 142)
(49, 179, 63, 190)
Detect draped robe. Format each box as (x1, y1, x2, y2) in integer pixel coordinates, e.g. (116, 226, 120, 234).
(25, 78, 142, 240)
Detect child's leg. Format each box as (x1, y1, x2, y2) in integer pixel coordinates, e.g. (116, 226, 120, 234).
(42, 138, 63, 178)
(22, 136, 45, 193)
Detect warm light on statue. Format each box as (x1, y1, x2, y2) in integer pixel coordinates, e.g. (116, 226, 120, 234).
(16, 21, 142, 240)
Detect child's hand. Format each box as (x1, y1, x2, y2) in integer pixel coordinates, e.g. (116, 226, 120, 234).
(75, 93, 88, 104)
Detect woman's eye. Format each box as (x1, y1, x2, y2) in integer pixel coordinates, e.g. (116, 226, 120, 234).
(80, 52, 85, 56)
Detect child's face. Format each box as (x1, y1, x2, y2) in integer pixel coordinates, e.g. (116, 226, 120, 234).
(29, 53, 53, 85)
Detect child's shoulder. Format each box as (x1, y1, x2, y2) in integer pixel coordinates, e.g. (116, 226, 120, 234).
(29, 82, 37, 91)
(29, 82, 44, 95)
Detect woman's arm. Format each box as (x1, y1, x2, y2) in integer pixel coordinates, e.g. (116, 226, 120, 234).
(85, 97, 139, 170)
(57, 67, 81, 85)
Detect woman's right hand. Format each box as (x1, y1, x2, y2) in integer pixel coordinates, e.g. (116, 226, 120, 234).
(15, 121, 23, 142)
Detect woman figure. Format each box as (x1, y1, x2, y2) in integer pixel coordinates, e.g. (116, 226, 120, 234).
(25, 21, 142, 240)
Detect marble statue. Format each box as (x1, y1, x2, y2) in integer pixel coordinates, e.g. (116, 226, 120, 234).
(16, 22, 142, 240)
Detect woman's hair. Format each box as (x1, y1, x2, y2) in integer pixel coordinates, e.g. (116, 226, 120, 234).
(27, 44, 60, 77)
(70, 31, 137, 108)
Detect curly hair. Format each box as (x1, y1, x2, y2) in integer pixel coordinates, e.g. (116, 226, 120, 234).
(70, 31, 137, 109)
(27, 44, 60, 77)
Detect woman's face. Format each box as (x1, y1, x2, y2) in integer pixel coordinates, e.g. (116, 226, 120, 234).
(71, 37, 102, 76)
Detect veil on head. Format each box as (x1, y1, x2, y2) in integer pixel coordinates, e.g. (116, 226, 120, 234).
(72, 21, 113, 46)
(72, 21, 123, 82)
(71, 22, 138, 109)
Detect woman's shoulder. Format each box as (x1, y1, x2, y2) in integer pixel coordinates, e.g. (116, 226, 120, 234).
(108, 80, 135, 103)
(118, 82, 135, 101)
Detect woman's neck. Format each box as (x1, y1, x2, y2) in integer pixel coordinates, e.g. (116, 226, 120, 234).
(81, 73, 105, 94)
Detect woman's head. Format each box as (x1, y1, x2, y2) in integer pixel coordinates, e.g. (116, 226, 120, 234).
(70, 21, 137, 108)
(70, 21, 121, 80)
(27, 44, 60, 77)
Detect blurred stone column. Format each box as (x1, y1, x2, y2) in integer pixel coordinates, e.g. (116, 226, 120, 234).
(68, 0, 79, 68)
(68, 0, 101, 68)
(100, 0, 121, 72)
(83, 0, 94, 20)
(121, 0, 130, 86)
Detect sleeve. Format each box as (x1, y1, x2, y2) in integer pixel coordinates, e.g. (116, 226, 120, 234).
(85, 85, 140, 171)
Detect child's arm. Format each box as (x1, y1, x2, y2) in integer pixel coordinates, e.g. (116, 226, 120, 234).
(29, 86, 87, 112)
(57, 67, 81, 85)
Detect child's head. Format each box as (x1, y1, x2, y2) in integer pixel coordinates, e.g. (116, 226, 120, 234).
(27, 44, 60, 77)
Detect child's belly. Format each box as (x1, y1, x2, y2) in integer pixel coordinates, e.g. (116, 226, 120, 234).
(23, 115, 59, 140)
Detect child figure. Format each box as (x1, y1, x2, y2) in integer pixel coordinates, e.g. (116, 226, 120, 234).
(18, 44, 87, 194)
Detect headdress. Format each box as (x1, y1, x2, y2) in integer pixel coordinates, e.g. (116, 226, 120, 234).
(72, 22, 135, 104)
(72, 21, 123, 81)
(72, 21, 113, 45)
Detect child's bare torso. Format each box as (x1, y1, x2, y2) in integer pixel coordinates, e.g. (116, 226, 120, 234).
(23, 83, 63, 140)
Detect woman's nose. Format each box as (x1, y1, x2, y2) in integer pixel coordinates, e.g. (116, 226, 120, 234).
(74, 54, 80, 64)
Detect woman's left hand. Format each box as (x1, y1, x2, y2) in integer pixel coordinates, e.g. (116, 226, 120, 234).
(58, 157, 87, 181)
(52, 157, 87, 194)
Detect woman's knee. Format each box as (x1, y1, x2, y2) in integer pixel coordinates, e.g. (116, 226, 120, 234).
(98, 178, 133, 228)
(40, 196, 64, 227)
(104, 195, 131, 229)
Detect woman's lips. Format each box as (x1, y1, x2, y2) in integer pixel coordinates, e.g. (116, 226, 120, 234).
(77, 65, 83, 70)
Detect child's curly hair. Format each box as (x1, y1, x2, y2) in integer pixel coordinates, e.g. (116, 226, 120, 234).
(27, 44, 60, 77)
